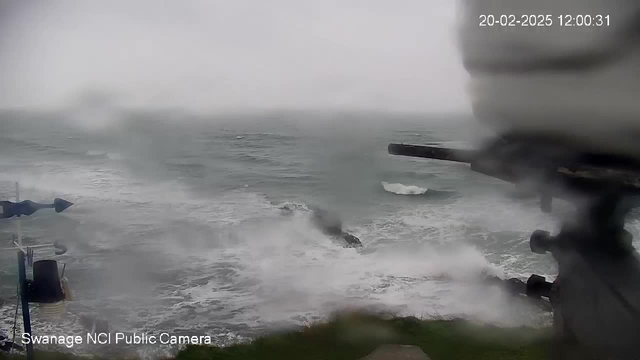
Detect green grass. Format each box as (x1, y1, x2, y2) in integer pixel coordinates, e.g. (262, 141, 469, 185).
(177, 312, 552, 360)
(1, 312, 553, 360)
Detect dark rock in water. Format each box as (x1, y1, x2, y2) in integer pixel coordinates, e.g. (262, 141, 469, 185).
(340, 232, 362, 248)
(278, 204, 363, 248)
(311, 208, 362, 247)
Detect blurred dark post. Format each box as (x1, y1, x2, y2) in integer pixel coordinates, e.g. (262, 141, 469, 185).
(17, 250, 33, 360)
(15, 182, 32, 360)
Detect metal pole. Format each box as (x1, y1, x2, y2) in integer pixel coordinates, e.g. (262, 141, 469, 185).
(15, 182, 34, 360)
(15, 182, 22, 247)
(18, 251, 33, 360)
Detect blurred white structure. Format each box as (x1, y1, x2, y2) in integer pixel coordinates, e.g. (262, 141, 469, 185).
(458, 0, 640, 158)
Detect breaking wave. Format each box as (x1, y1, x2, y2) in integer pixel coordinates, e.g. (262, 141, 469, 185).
(382, 182, 428, 195)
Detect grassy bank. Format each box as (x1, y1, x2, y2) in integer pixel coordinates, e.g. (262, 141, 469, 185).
(177, 312, 552, 360)
(1, 312, 553, 360)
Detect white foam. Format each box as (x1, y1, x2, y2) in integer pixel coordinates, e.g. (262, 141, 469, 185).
(174, 214, 541, 328)
(167, 191, 554, 328)
(382, 181, 427, 195)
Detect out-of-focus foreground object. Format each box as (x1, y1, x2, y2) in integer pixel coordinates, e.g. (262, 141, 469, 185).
(386, 2, 640, 359)
(458, 0, 640, 160)
(389, 142, 640, 359)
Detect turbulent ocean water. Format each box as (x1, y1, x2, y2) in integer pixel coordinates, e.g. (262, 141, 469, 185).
(2, 110, 633, 358)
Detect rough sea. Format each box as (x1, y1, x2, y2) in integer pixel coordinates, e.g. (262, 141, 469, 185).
(2, 110, 632, 358)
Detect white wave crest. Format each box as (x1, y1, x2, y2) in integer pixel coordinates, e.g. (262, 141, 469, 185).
(382, 182, 427, 195)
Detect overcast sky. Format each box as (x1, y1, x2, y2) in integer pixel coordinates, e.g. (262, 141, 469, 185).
(0, 0, 470, 113)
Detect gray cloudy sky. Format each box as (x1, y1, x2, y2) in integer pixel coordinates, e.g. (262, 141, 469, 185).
(0, 0, 469, 113)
